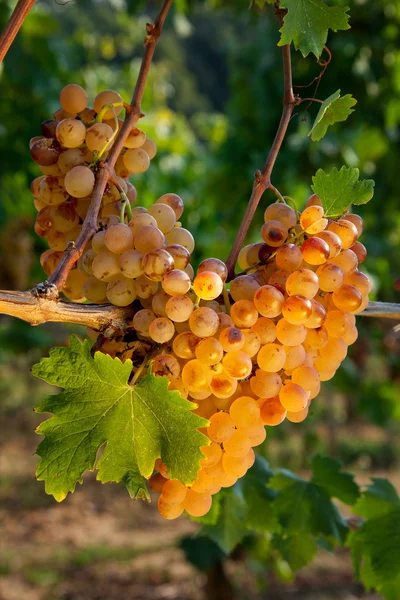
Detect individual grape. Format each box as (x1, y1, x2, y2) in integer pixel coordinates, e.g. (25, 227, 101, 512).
(64, 165, 95, 198)
(165, 295, 194, 322)
(200, 442, 222, 468)
(182, 359, 213, 393)
(129, 213, 157, 235)
(264, 202, 297, 229)
(197, 258, 228, 282)
(237, 244, 254, 270)
(38, 176, 69, 206)
(261, 220, 288, 247)
(291, 366, 320, 393)
(342, 325, 359, 345)
(328, 220, 359, 249)
(222, 351, 253, 379)
(316, 263, 344, 292)
(152, 354, 180, 381)
(183, 489, 212, 517)
(253, 285, 284, 318)
(207, 412, 235, 443)
(286, 407, 309, 423)
(141, 138, 157, 160)
(124, 127, 146, 149)
(189, 307, 219, 337)
(149, 473, 167, 493)
(259, 396, 287, 426)
(85, 122, 114, 152)
(94, 89, 123, 119)
(332, 284, 363, 312)
(42, 250, 63, 276)
(92, 251, 121, 282)
(185, 264, 195, 279)
(279, 382, 309, 412)
(134, 226, 165, 254)
(34, 206, 53, 237)
(30, 138, 61, 166)
(283, 344, 306, 371)
(257, 343, 286, 372)
(305, 193, 323, 208)
(103, 223, 134, 255)
(229, 275, 260, 301)
(275, 243, 303, 272)
(324, 310, 354, 338)
(241, 329, 261, 357)
(344, 213, 363, 236)
(300, 205, 328, 234)
(286, 269, 319, 299)
(191, 470, 218, 494)
(106, 277, 137, 306)
(282, 295, 313, 325)
(57, 148, 85, 174)
(60, 84, 88, 114)
(330, 249, 359, 275)
(219, 327, 245, 352)
(141, 249, 174, 282)
(319, 337, 348, 362)
(155, 458, 169, 479)
(62, 268, 87, 301)
(155, 193, 184, 219)
(221, 453, 247, 478)
(230, 396, 260, 429)
(119, 249, 144, 279)
(304, 299, 326, 329)
(50, 202, 79, 233)
(91, 230, 106, 254)
(151, 289, 170, 317)
(122, 148, 149, 173)
(158, 495, 184, 520)
(251, 317, 276, 344)
(301, 237, 330, 265)
(229, 300, 257, 328)
(41, 119, 60, 138)
(216, 313, 234, 335)
(164, 244, 190, 270)
(210, 371, 238, 399)
(74, 196, 92, 220)
(161, 270, 190, 296)
(350, 241, 367, 264)
(343, 271, 372, 295)
(31, 175, 46, 198)
(248, 426, 267, 447)
(161, 479, 187, 505)
(148, 203, 177, 233)
(276, 318, 307, 346)
(46, 228, 67, 251)
(195, 338, 224, 366)
(126, 182, 137, 205)
(250, 371, 282, 398)
(192, 271, 223, 301)
(132, 309, 156, 335)
(304, 327, 328, 349)
(148, 317, 175, 343)
(172, 332, 199, 359)
(318, 230, 343, 259)
(56, 118, 86, 148)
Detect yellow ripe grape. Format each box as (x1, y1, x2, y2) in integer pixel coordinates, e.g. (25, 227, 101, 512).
(83, 277, 107, 303)
(92, 251, 121, 282)
(219, 327, 245, 352)
(50, 202, 79, 233)
(185, 264, 194, 279)
(197, 258, 228, 282)
(210, 371, 238, 399)
(220, 472, 238, 488)
(135, 275, 159, 299)
(291, 365, 320, 393)
(282, 295, 313, 325)
(183, 489, 212, 517)
(193, 271, 224, 301)
(63, 269, 87, 301)
(344, 213, 363, 236)
(152, 354, 180, 381)
(287, 407, 309, 423)
(259, 396, 287, 426)
(191, 470, 218, 494)
(229, 275, 260, 302)
(349, 242, 366, 266)
(305, 299, 327, 329)
(106, 278, 137, 306)
(195, 338, 224, 366)
(230, 396, 260, 429)
(342, 325, 359, 345)
(248, 425, 267, 447)
(158, 495, 184, 520)
(104, 223, 134, 255)
(42, 250, 63, 276)
(324, 310, 354, 338)
(351, 293, 369, 314)
(222, 453, 248, 478)
(230, 300, 258, 328)
(257, 343, 286, 372)
(165, 295, 194, 323)
(246, 448, 256, 469)
(172, 332, 200, 359)
(332, 284, 363, 312)
(148, 203, 177, 233)
(241, 329, 261, 357)
(119, 249, 144, 279)
(165, 227, 195, 254)
(216, 312, 234, 335)
(276, 319, 307, 346)
(275, 243, 303, 272)
(155, 458, 169, 479)
(129, 212, 157, 235)
(142, 249, 175, 282)
(149, 473, 167, 493)
(192, 397, 216, 419)
(38, 176, 69, 206)
(261, 220, 289, 248)
(132, 308, 156, 335)
(156, 193, 184, 220)
(124, 127, 146, 149)
(56, 118, 86, 148)
(86, 122, 114, 152)
(329, 249, 359, 275)
(134, 226, 165, 254)
(148, 317, 175, 343)
(267, 270, 289, 292)
(304, 327, 328, 350)
(237, 244, 253, 270)
(283, 344, 306, 371)
(316, 263, 344, 292)
(92, 230, 107, 254)
(253, 285, 284, 318)
(162, 479, 187, 506)
(57, 148, 85, 174)
(222, 351, 253, 380)
(189, 307, 219, 338)
(301, 237, 330, 265)
(318, 230, 343, 259)
(181, 359, 211, 392)
(251, 317, 276, 344)
(250, 370, 282, 398)
(344, 270, 372, 296)
(207, 412, 235, 443)
(60, 84, 88, 114)
(299, 205, 328, 234)
(200, 442, 222, 468)
(164, 244, 190, 270)
(200, 300, 222, 312)
(314, 357, 337, 382)
(264, 202, 297, 229)
(189, 389, 211, 401)
(319, 337, 348, 362)
(223, 430, 251, 458)
(64, 165, 95, 198)
(286, 269, 319, 299)
(93, 89, 123, 119)
(328, 219, 359, 249)
(279, 382, 309, 412)
(203, 457, 226, 479)
(305, 193, 322, 208)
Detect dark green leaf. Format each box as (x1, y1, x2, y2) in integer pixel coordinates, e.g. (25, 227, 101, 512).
(311, 166, 375, 217)
(310, 455, 359, 505)
(309, 89, 357, 141)
(179, 535, 226, 571)
(354, 478, 400, 519)
(274, 533, 317, 571)
(200, 490, 248, 554)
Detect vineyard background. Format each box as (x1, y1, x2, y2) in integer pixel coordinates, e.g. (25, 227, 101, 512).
(0, 0, 399, 598)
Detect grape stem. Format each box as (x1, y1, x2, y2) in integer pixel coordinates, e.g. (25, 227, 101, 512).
(32, 0, 174, 299)
(0, 0, 36, 64)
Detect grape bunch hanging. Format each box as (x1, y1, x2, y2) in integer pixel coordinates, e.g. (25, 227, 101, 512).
(30, 84, 371, 521)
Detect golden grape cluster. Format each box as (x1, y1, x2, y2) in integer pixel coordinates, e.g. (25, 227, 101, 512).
(30, 85, 371, 522)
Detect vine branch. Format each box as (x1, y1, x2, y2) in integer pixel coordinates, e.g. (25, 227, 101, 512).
(0, 0, 36, 64)
(225, 43, 296, 281)
(38, 0, 174, 298)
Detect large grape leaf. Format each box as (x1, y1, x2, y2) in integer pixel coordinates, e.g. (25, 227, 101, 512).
(200, 489, 248, 554)
(273, 533, 317, 572)
(309, 89, 357, 141)
(311, 166, 375, 217)
(310, 455, 359, 505)
(32, 336, 208, 502)
(278, 0, 350, 58)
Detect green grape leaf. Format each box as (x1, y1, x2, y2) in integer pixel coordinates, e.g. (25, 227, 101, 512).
(179, 535, 227, 571)
(32, 336, 208, 502)
(311, 166, 375, 217)
(240, 455, 280, 534)
(311, 455, 359, 505)
(269, 469, 348, 543)
(354, 478, 400, 519)
(273, 533, 318, 571)
(253, 0, 274, 8)
(309, 90, 357, 141)
(200, 490, 248, 554)
(278, 0, 350, 58)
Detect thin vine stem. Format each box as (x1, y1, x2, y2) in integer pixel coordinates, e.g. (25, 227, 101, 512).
(0, 0, 36, 64)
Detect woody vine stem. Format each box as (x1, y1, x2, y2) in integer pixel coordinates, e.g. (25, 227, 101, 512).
(0, 0, 398, 329)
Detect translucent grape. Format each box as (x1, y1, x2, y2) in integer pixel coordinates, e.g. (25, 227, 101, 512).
(141, 138, 157, 160)
(230, 299, 258, 328)
(104, 223, 134, 254)
(158, 495, 184, 520)
(286, 407, 309, 423)
(305, 193, 322, 208)
(106, 278, 137, 306)
(92, 251, 121, 282)
(332, 284, 363, 312)
(142, 249, 174, 282)
(207, 412, 235, 443)
(165, 227, 195, 253)
(291, 365, 320, 393)
(257, 343, 286, 372)
(275, 243, 303, 271)
(253, 285, 284, 318)
(261, 220, 288, 247)
(161, 269, 191, 296)
(134, 226, 165, 254)
(251, 317, 276, 344)
(64, 166, 95, 198)
(193, 271, 223, 301)
(316, 263, 344, 292)
(155, 193, 184, 219)
(119, 249, 144, 279)
(93, 89, 123, 119)
(324, 310, 354, 338)
(38, 176, 69, 206)
(58, 148, 85, 174)
(129, 213, 157, 235)
(82, 277, 107, 303)
(343, 270, 372, 296)
(60, 84, 88, 114)
(279, 382, 309, 412)
(328, 219, 359, 249)
(282, 295, 313, 325)
(319, 337, 348, 362)
(300, 205, 328, 234)
(149, 473, 167, 493)
(152, 289, 170, 317)
(197, 258, 228, 283)
(250, 370, 282, 398)
(219, 327, 245, 352)
(132, 309, 156, 335)
(148, 317, 175, 343)
(222, 351, 253, 379)
(165, 295, 194, 322)
(172, 332, 200, 359)
(248, 426, 267, 447)
(286, 269, 319, 299)
(195, 338, 224, 366)
(183, 489, 212, 517)
(283, 344, 306, 371)
(350, 241, 367, 264)
(259, 396, 287, 426)
(200, 442, 222, 468)
(241, 329, 261, 357)
(304, 327, 328, 349)
(318, 230, 343, 258)
(301, 237, 330, 265)
(330, 249, 358, 274)
(189, 307, 219, 337)
(162, 479, 187, 506)
(191, 470, 218, 494)
(152, 354, 180, 381)
(344, 214, 363, 235)
(148, 203, 176, 233)
(85, 122, 114, 152)
(264, 202, 297, 229)
(210, 371, 238, 399)
(124, 127, 146, 149)
(230, 396, 260, 429)
(164, 244, 190, 270)
(56, 118, 86, 148)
